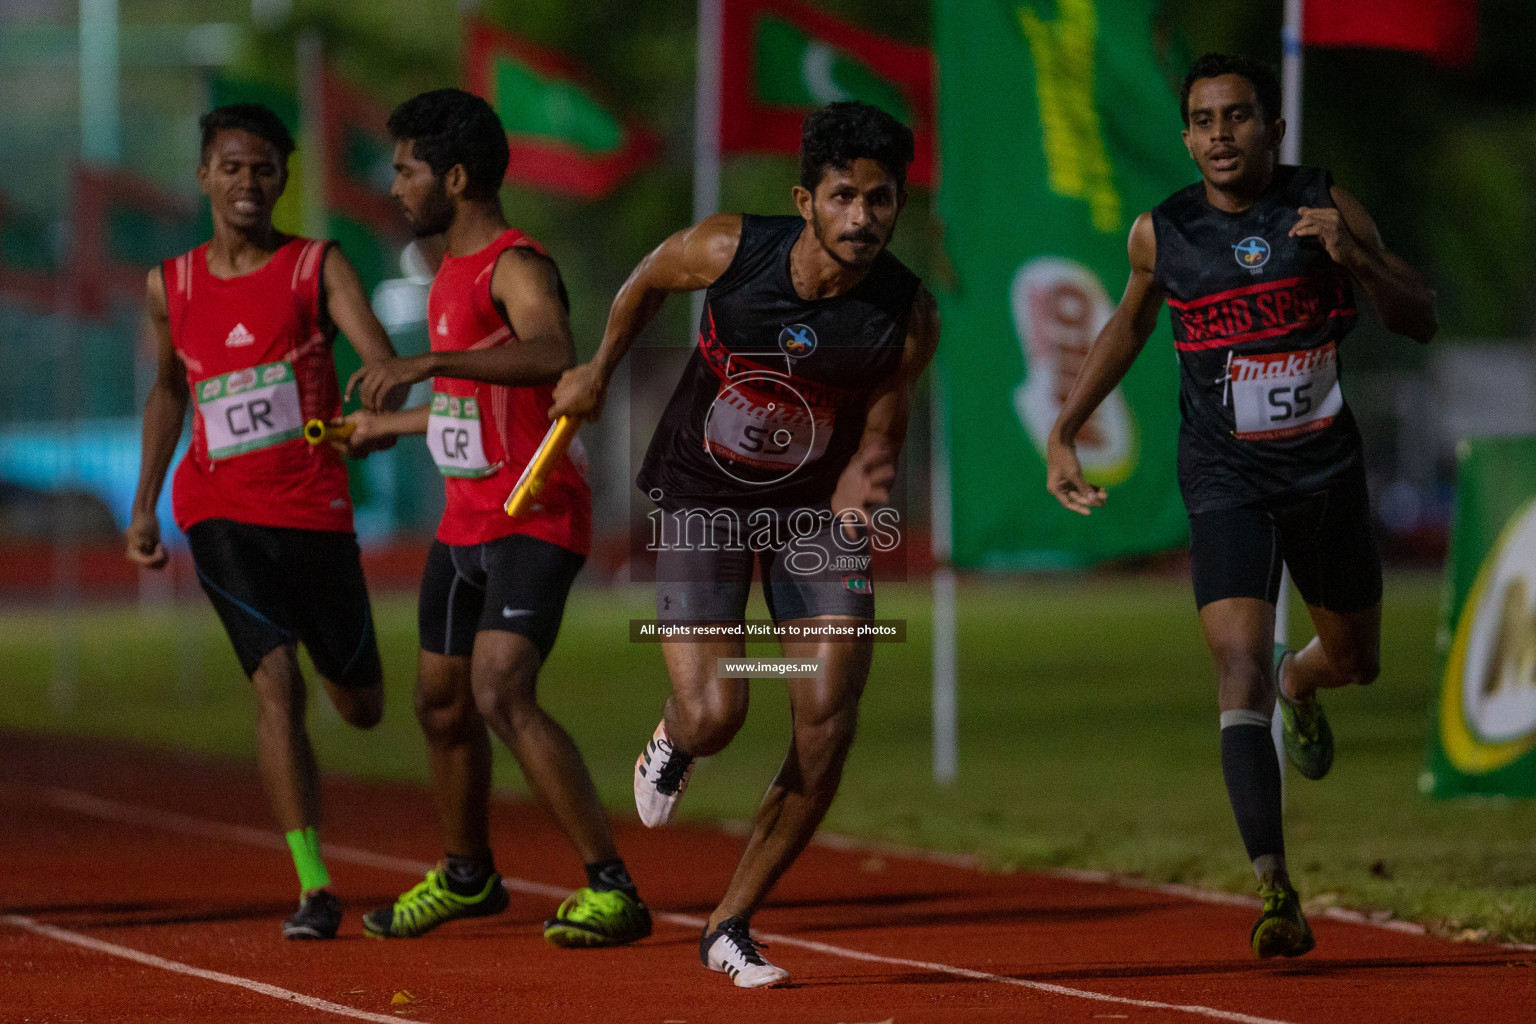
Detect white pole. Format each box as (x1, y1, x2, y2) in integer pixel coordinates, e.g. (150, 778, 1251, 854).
(1272, 0, 1305, 801)
(80, 0, 121, 165)
(1280, 0, 1304, 166)
(930, 373, 958, 785)
(296, 29, 327, 240)
(691, 0, 723, 328)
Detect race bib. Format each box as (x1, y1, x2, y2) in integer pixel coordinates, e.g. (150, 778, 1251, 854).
(1228, 342, 1344, 441)
(703, 377, 833, 474)
(196, 361, 304, 459)
(427, 392, 499, 479)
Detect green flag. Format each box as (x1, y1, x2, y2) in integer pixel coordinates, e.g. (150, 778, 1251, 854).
(1423, 437, 1536, 798)
(934, 0, 1194, 568)
(464, 17, 658, 199)
(718, 0, 936, 185)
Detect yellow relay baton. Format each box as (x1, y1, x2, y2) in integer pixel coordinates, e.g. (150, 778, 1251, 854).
(303, 418, 356, 446)
(505, 416, 579, 518)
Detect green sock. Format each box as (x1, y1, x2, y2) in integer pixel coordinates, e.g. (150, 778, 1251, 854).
(285, 826, 331, 894)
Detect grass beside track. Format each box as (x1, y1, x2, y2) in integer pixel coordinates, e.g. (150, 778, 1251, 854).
(2, 572, 1533, 944)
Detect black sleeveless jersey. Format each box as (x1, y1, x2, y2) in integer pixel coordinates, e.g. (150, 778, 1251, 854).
(1152, 165, 1363, 513)
(638, 214, 919, 511)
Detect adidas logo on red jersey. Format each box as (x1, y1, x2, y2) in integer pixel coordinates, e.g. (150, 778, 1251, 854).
(224, 322, 256, 348)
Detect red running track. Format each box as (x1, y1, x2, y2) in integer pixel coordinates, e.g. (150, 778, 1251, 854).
(1, 732, 1530, 1023)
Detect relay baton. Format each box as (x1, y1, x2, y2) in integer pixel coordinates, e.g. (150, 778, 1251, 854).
(303, 418, 356, 446)
(504, 416, 579, 518)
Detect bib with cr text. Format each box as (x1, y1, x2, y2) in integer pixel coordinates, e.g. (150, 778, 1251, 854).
(196, 361, 304, 459)
(428, 392, 500, 479)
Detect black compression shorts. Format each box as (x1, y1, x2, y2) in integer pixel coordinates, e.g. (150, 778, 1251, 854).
(1188, 465, 1382, 613)
(654, 516, 875, 624)
(417, 534, 584, 661)
(186, 519, 382, 685)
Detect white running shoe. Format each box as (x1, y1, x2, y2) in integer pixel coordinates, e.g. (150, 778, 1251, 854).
(634, 721, 695, 828)
(701, 917, 790, 988)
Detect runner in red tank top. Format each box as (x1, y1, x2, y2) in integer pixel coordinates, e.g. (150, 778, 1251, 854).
(124, 104, 405, 941)
(342, 88, 649, 948)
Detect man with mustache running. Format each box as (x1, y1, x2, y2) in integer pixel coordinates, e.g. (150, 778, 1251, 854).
(551, 100, 939, 987)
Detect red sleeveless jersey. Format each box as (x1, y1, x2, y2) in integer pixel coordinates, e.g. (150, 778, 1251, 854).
(427, 228, 590, 554)
(164, 238, 352, 533)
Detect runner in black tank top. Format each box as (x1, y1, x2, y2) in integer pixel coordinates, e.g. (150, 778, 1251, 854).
(1154, 164, 1362, 514)
(1044, 55, 1437, 960)
(638, 213, 918, 512)
(551, 102, 939, 988)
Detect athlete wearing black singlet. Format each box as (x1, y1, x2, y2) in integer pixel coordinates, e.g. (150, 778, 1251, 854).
(551, 102, 939, 988)
(1047, 54, 1436, 960)
(640, 213, 917, 509)
(1152, 164, 1381, 612)
(639, 213, 919, 623)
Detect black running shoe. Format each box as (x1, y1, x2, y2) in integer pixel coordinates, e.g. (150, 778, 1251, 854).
(283, 890, 342, 940)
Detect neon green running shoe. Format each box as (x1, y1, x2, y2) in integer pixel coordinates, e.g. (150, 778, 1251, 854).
(542, 887, 652, 948)
(1276, 645, 1335, 781)
(1250, 872, 1315, 959)
(362, 865, 509, 938)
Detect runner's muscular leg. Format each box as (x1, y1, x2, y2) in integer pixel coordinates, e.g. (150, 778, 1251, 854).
(1199, 597, 1278, 712)
(708, 625, 871, 931)
(250, 643, 319, 835)
(318, 673, 383, 731)
(660, 638, 748, 756)
(415, 649, 492, 857)
(470, 629, 616, 865)
(1283, 602, 1381, 704)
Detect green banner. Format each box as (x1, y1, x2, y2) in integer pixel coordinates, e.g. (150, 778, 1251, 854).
(934, 0, 1194, 568)
(1422, 437, 1536, 798)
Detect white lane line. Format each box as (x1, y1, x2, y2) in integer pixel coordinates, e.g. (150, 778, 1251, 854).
(17, 786, 1299, 1024)
(815, 830, 1536, 950)
(3, 915, 423, 1024)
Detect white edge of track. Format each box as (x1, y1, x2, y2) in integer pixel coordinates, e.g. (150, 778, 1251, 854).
(16, 785, 1533, 1024)
(3, 914, 419, 1024)
(6, 786, 1307, 1024)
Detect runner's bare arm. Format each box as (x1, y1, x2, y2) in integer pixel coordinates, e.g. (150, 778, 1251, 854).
(321, 247, 406, 414)
(830, 287, 940, 526)
(345, 248, 575, 410)
(1046, 212, 1165, 516)
(342, 404, 430, 454)
(125, 268, 188, 569)
(1290, 186, 1437, 344)
(549, 213, 743, 422)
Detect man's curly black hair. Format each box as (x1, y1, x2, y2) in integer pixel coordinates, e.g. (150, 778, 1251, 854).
(799, 101, 915, 192)
(1180, 53, 1283, 126)
(199, 104, 295, 169)
(387, 88, 510, 201)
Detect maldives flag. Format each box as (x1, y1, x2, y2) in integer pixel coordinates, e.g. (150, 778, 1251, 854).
(463, 18, 660, 199)
(720, 0, 935, 186)
(1304, 0, 1478, 67)
(322, 72, 402, 237)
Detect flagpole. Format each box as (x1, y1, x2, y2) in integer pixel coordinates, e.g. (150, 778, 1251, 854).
(692, 0, 723, 327)
(1281, 0, 1303, 165)
(297, 28, 327, 240)
(1273, 0, 1305, 805)
(931, 372, 957, 786)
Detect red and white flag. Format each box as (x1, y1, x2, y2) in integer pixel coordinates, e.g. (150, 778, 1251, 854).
(1305, 0, 1478, 67)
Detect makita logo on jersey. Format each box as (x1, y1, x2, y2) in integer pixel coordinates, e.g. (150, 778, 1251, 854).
(224, 322, 256, 347)
(1229, 345, 1337, 382)
(1168, 272, 1354, 351)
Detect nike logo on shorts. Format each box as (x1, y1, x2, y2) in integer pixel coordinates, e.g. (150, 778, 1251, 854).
(502, 607, 534, 619)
